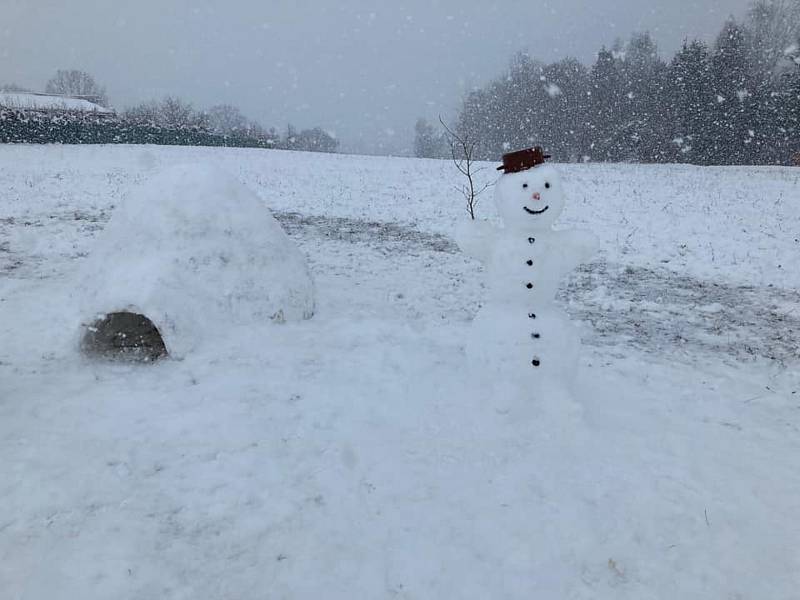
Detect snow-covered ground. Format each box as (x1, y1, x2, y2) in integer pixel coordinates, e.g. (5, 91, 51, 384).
(1, 144, 799, 599)
(0, 92, 112, 114)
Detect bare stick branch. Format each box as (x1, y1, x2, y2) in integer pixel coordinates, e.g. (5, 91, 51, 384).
(439, 114, 490, 221)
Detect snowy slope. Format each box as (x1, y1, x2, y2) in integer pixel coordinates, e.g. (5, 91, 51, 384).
(1, 145, 799, 599)
(0, 92, 112, 113)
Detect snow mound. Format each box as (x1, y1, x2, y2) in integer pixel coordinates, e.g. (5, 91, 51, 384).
(75, 164, 315, 358)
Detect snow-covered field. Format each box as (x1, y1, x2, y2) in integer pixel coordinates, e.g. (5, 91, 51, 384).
(1, 144, 799, 599)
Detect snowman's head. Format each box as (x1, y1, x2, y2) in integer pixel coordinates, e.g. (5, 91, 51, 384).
(494, 164, 564, 232)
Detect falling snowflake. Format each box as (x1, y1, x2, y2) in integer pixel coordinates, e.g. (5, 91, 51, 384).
(544, 83, 562, 98)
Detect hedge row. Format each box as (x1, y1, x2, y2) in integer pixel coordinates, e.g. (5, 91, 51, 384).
(0, 108, 277, 148)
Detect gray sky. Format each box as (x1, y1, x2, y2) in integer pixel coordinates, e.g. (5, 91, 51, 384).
(2, 0, 753, 154)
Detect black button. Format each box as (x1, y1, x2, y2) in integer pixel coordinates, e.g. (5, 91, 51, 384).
(528, 237, 535, 244)
(532, 359, 541, 367)
(526, 260, 533, 266)
(532, 333, 541, 339)
(526, 283, 533, 289)
(528, 313, 536, 319)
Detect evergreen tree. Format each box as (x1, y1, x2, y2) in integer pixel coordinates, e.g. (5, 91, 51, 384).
(295, 127, 339, 153)
(667, 41, 715, 163)
(780, 40, 800, 162)
(618, 32, 669, 162)
(588, 48, 625, 160)
(540, 58, 591, 161)
(444, 0, 800, 166)
(710, 19, 755, 164)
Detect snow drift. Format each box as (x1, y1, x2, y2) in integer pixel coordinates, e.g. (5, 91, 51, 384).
(74, 164, 315, 358)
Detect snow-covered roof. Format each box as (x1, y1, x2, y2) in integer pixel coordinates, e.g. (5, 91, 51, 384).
(0, 92, 112, 113)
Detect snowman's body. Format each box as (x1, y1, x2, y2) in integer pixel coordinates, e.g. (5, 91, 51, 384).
(458, 164, 595, 393)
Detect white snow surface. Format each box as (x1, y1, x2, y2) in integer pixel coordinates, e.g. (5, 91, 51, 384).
(1, 145, 799, 599)
(0, 92, 112, 113)
(75, 164, 315, 357)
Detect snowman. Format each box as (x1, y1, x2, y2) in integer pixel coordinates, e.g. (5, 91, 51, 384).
(456, 148, 596, 406)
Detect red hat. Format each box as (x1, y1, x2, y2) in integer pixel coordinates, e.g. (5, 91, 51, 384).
(497, 147, 550, 173)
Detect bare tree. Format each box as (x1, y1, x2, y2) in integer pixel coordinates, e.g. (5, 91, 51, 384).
(45, 69, 108, 106)
(245, 121, 281, 145)
(439, 115, 490, 220)
(206, 104, 249, 134)
(125, 96, 207, 128)
(123, 100, 161, 123)
(159, 96, 200, 128)
(746, 0, 800, 83)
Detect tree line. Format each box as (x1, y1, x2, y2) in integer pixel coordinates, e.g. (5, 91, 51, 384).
(1, 70, 338, 153)
(417, 0, 800, 166)
(122, 97, 338, 152)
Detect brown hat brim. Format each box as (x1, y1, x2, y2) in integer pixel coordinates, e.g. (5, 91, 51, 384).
(497, 147, 550, 173)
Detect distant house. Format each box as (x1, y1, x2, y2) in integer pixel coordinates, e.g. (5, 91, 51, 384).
(0, 91, 113, 115)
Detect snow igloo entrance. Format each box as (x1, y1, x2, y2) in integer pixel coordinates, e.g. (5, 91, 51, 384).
(82, 311, 168, 362)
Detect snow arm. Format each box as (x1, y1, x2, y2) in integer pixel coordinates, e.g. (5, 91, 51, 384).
(556, 229, 600, 272)
(452, 219, 498, 264)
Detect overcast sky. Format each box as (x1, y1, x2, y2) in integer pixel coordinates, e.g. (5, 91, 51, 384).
(2, 0, 753, 154)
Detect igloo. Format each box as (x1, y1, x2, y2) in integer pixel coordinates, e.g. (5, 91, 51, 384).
(76, 164, 315, 360)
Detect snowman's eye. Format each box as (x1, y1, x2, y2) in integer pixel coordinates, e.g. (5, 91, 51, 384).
(522, 183, 528, 189)
(545, 182, 551, 189)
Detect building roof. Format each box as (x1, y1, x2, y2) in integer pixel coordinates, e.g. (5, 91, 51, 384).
(0, 91, 112, 114)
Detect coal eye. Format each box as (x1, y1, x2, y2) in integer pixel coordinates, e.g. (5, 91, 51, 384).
(545, 182, 551, 189)
(522, 183, 528, 189)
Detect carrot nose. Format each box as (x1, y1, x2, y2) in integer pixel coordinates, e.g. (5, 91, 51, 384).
(532, 192, 541, 201)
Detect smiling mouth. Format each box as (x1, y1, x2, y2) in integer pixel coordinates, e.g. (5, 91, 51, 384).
(523, 205, 549, 215)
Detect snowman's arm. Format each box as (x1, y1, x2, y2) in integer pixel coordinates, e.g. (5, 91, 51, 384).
(557, 229, 600, 271)
(453, 219, 498, 264)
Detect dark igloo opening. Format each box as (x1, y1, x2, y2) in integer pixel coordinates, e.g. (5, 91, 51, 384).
(82, 312, 168, 362)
